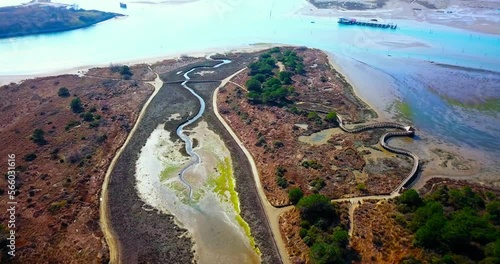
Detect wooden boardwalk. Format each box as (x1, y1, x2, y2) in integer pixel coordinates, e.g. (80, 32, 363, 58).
(336, 115, 419, 194)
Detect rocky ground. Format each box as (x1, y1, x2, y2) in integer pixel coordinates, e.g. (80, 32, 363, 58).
(0, 64, 154, 263)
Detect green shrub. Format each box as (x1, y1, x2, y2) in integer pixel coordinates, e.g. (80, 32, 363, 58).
(277, 177, 288, 189)
(308, 111, 320, 121)
(31, 128, 47, 145)
(24, 153, 37, 162)
(70, 97, 84, 113)
(325, 112, 337, 122)
(289, 187, 304, 204)
(301, 160, 322, 170)
(65, 120, 80, 131)
(81, 112, 94, 122)
(299, 228, 308, 239)
(57, 87, 70, 97)
(273, 140, 284, 148)
(48, 200, 67, 214)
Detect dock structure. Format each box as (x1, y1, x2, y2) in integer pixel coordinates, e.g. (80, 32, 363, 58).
(119, 2, 127, 8)
(338, 17, 397, 29)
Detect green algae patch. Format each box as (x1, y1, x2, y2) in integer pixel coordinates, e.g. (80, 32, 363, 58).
(394, 101, 413, 120)
(444, 97, 500, 113)
(209, 157, 260, 255)
(160, 165, 180, 181)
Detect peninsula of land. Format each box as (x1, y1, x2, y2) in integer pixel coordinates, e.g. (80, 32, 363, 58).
(0, 4, 122, 39)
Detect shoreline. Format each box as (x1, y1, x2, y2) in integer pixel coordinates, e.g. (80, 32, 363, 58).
(0, 43, 283, 85)
(0, 4, 124, 39)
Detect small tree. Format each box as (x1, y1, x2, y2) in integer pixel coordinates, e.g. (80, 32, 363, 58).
(308, 111, 320, 121)
(31, 128, 46, 145)
(289, 187, 304, 205)
(246, 78, 262, 92)
(278, 71, 293, 85)
(81, 112, 94, 122)
(297, 194, 336, 226)
(57, 87, 70, 97)
(309, 242, 343, 264)
(119, 65, 132, 77)
(70, 97, 84, 113)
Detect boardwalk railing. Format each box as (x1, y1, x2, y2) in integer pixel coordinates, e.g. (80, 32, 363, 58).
(336, 114, 419, 194)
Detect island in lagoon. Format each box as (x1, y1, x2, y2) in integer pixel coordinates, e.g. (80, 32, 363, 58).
(0, 4, 122, 39)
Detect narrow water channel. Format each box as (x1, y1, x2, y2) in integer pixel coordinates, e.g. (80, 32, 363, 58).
(176, 55, 231, 198)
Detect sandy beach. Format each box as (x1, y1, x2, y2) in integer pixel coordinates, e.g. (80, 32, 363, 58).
(0, 43, 281, 86)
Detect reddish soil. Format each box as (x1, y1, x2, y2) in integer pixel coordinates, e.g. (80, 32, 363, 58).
(217, 47, 410, 206)
(0, 65, 154, 263)
(350, 200, 426, 263)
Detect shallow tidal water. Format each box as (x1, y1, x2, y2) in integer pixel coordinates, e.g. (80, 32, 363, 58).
(1, 0, 498, 161)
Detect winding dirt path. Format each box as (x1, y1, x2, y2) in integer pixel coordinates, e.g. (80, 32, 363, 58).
(99, 70, 163, 264)
(213, 68, 292, 264)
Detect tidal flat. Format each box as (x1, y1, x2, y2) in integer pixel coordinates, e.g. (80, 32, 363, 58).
(135, 120, 260, 264)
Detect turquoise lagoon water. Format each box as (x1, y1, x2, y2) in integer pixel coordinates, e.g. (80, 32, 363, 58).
(0, 0, 499, 157)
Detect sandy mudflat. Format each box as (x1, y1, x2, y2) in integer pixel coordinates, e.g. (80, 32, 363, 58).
(135, 120, 260, 264)
(302, 0, 500, 35)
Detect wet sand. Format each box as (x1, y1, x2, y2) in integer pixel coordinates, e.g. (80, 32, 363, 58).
(135, 121, 260, 264)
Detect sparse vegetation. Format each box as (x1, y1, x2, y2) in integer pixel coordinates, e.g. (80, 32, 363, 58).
(48, 200, 67, 214)
(301, 160, 322, 170)
(310, 178, 326, 192)
(65, 120, 81, 131)
(80, 112, 95, 122)
(356, 183, 367, 192)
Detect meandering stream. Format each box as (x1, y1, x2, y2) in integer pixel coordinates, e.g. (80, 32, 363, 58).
(177, 55, 231, 199)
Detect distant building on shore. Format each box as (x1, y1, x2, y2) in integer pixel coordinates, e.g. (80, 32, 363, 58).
(120, 2, 127, 8)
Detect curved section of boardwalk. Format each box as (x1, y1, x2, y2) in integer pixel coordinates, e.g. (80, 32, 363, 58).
(336, 115, 419, 194)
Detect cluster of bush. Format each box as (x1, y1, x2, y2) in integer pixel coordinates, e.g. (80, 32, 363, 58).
(69, 97, 101, 128)
(245, 48, 304, 105)
(396, 187, 500, 263)
(288, 189, 351, 264)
